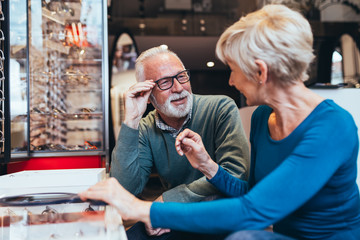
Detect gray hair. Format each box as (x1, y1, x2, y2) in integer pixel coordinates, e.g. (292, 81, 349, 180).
(135, 45, 185, 82)
(216, 4, 315, 85)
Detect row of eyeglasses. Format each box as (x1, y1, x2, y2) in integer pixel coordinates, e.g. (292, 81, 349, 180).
(0, 0, 5, 153)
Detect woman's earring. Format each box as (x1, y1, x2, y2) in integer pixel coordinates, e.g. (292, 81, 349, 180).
(259, 81, 262, 84)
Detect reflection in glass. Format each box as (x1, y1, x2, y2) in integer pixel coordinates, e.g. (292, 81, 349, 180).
(111, 33, 138, 138)
(112, 34, 137, 74)
(10, 0, 28, 153)
(330, 49, 343, 85)
(10, 0, 106, 153)
(4, 206, 126, 240)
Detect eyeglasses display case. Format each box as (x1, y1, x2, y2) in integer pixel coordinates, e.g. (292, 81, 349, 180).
(2, 0, 109, 167)
(0, 169, 128, 240)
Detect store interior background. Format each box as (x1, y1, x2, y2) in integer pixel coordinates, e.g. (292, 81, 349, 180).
(106, 0, 360, 189)
(1, 0, 360, 180)
(2, 3, 360, 233)
(107, 0, 360, 141)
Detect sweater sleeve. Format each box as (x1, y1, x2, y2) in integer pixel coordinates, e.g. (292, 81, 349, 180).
(212, 98, 250, 180)
(110, 123, 153, 196)
(162, 177, 223, 202)
(162, 97, 250, 202)
(208, 166, 249, 197)
(150, 105, 359, 234)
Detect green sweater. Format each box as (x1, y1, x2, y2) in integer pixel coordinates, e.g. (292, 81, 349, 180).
(110, 94, 249, 202)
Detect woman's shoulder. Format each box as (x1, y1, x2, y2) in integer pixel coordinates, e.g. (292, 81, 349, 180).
(314, 99, 355, 125)
(250, 105, 272, 133)
(252, 105, 272, 120)
(304, 99, 358, 141)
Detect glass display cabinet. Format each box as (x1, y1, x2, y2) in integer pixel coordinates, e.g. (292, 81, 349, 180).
(0, 0, 10, 164)
(6, 0, 109, 164)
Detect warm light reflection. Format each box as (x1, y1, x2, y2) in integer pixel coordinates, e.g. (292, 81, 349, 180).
(206, 61, 215, 68)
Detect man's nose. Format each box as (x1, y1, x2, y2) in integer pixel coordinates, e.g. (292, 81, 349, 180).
(171, 78, 183, 92)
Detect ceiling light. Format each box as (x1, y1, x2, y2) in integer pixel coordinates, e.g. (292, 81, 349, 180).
(206, 61, 215, 68)
(139, 23, 146, 29)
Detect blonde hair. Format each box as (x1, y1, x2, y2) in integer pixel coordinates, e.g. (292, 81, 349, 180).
(135, 45, 185, 82)
(216, 4, 315, 85)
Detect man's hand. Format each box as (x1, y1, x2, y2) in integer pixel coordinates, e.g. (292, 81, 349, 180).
(123, 80, 156, 129)
(144, 195, 171, 236)
(175, 129, 219, 179)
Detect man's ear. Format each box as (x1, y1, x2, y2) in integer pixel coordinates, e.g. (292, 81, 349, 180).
(254, 59, 268, 84)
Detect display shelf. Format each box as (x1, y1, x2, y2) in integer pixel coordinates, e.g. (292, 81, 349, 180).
(9, 0, 108, 162)
(41, 7, 67, 25)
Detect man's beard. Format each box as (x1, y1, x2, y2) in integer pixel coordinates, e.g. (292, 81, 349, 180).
(150, 90, 193, 118)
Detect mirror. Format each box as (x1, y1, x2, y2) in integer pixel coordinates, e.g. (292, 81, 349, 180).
(111, 34, 137, 74)
(109, 32, 138, 153)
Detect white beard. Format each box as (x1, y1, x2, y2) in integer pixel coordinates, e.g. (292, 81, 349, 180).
(150, 91, 193, 118)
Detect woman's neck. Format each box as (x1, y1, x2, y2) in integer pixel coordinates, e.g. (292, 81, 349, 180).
(265, 82, 324, 140)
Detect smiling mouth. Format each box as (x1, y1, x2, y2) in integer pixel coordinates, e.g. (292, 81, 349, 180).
(170, 97, 187, 106)
(171, 97, 186, 102)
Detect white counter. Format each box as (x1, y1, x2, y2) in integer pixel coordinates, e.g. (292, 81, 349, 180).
(0, 168, 106, 198)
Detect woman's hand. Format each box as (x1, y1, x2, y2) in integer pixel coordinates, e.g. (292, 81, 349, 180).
(79, 178, 152, 226)
(175, 129, 219, 179)
(144, 195, 171, 236)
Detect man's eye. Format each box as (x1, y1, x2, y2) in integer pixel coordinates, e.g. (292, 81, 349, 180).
(178, 74, 186, 79)
(158, 79, 171, 86)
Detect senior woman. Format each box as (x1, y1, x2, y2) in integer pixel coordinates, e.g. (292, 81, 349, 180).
(80, 4, 360, 240)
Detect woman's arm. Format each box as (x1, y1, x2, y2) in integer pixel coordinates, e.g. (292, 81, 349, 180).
(81, 106, 358, 234)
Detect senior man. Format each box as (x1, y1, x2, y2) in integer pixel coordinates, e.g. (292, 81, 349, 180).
(110, 45, 249, 239)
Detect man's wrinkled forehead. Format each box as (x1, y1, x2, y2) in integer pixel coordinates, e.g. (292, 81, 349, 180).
(144, 54, 184, 79)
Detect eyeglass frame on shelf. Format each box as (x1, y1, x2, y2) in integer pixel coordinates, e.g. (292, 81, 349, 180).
(0, 68, 4, 81)
(0, 49, 5, 60)
(154, 69, 190, 91)
(0, 121, 4, 142)
(0, 50, 4, 70)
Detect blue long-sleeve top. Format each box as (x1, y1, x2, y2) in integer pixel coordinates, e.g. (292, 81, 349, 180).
(150, 100, 360, 239)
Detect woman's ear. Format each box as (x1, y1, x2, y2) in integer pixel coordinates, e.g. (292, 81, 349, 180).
(255, 59, 268, 84)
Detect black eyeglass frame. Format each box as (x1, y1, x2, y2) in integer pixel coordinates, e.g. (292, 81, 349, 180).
(154, 69, 190, 90)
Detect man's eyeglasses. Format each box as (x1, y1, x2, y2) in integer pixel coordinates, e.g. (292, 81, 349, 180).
(154, 69, 190, 90)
